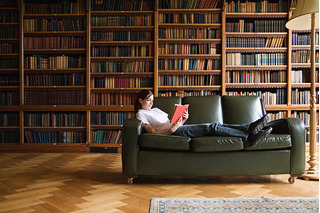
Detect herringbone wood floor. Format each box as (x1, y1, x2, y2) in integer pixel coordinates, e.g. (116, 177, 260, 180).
(0, 152, 318, 213)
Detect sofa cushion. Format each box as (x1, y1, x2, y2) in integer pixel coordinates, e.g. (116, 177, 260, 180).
(244, 134, 291, 150)
(221, 96, 265, 124)
(191, 136, 243, 152)
(182, 95, 223, 124)
(139, 134, 191, 151)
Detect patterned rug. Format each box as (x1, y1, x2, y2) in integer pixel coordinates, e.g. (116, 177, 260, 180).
(149, 197, 319, 213)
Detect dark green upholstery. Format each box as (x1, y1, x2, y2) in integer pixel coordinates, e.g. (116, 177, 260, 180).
(122, 95, 306, 180)
(182, 95, 223, 124)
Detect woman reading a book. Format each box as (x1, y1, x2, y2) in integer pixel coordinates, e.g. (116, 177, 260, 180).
(134, 90, 272, 146)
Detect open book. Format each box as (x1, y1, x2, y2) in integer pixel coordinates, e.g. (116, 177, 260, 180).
(170, 104, 189, 124)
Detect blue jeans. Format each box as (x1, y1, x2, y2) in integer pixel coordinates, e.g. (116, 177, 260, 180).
(172, 122, 249, 138)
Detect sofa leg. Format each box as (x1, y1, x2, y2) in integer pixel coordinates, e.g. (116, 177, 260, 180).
(127, 177, 137, 184)
(288, 174, 300, 184)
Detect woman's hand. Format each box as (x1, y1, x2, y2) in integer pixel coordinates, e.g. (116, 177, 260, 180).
(171, 117, 184, 133)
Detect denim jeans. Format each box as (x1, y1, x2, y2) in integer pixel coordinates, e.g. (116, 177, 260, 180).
(172, 122, 249, 139)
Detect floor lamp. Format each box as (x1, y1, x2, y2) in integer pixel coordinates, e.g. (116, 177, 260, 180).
(286, 0, 319, 180)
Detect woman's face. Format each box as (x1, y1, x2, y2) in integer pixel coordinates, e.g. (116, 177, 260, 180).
(139, 95, 154, 111)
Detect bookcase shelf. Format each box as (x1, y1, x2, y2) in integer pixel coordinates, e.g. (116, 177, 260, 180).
(0, 0, 318, 152)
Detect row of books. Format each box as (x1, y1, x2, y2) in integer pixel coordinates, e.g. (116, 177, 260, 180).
(268, 111, 287, 121)
(0, 0, 17, 7)
(91, 130, 122, 144)
(226, 19, 287, 33)
(91, 111, 134, 125)
(291, 50, 319, 64)
(291, 89, 319, 105)
(158, 13, 220, 24)
(292, 32, 319, 46)
(91, 31, 153, 42)
(159, 0, 220, 9)
(0, 131, 19, 143)
(90, 76, 153, 88)
(226, 70, 286, 83)
(91, 0, 154, 11)
(0, 91, 19, 106)
(91, 15, 153, 27)
(90, 92, 138, 105)
(291, 69, 310, 83)
(0, 112, 19, 126)
(158, 43, 221, 55)
(224, 0, 287, 13)
(91, 45, 153, 57)
(291, 111, 319, 126)
(225, 89, 287, 105)
(24, 55, 86, 69)
(0, 59, 19, 69)
(90, 61, 153, 73)
(158, 59, 221, 70)
(0, 74, 19, 86)
(158, 90, 219, 97)
(24, 0, 86, 14)
(0, 11, 18, 23)
(24, 130, 86, 143)
(24, 36, 86, 49)
(158, 28, 220, 39)
(226, 53, 287, 66)
(24, 89, 86, 105)
(226, 37, 286, 48)
(0, 43, 19, 54)
(24, 112, 85, 127)
(158, 74, 221, 86)
(0, 28, 18, 38)
(24, 18, 85, 32)
(25, 74, 85, 86)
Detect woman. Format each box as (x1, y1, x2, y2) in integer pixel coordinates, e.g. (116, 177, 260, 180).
(135, 90, 272, 146)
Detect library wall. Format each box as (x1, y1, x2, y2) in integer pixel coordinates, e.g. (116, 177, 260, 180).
(0, 0, 318, 152)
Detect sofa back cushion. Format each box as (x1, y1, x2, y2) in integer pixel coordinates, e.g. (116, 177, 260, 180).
(153, 96, 181, 119)
(221, 96, 265, 124)
(182, 95, 223, 124)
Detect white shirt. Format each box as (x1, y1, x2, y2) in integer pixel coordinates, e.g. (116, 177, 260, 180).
(137, 108, 173, 132)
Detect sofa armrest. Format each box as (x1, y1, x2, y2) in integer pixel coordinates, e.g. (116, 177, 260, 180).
(122, 118, 143, 176)
(266, 117, 305, 175)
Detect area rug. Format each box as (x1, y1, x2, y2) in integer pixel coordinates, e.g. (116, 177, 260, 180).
(150, 197, 319, 213)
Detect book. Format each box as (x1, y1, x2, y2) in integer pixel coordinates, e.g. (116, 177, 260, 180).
(170, 104, 189, 124)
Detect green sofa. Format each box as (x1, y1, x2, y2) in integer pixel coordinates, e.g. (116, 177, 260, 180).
(122, 95, 305, 184)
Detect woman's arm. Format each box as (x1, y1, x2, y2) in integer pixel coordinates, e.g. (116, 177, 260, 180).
(143, 117, 184, 135)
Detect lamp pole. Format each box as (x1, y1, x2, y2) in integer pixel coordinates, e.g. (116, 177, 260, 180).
(302, 12, 319, 180)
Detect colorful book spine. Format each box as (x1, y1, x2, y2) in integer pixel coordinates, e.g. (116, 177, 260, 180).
(90, 76, 153, 88)
(24, 130, 86, 143)
(90, 61, 153, 73)
(91, 130, 122, 144)
(90, 92, 138, 105)
(158, 90, 219, 97)
(91, 111, 134, 125)
(159, 28, 220, 39)
(158, 74, 221, 86)
(24, 112, 85, 127)
(91, 15, 153, 26)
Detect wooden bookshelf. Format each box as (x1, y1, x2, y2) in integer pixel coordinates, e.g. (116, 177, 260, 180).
(0, 0, 318, 152)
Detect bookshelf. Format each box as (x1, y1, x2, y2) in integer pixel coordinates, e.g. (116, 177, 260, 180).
(89, 0, 155, 149)
(157, 0, 222, 97)
(0, 0, 318, 152)
(0, 0, 20, 144)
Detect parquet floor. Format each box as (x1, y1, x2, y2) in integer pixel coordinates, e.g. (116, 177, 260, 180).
(0, 152, 318, 213)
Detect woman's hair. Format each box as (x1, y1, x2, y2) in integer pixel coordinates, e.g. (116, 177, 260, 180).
(134, 90, 153, 114)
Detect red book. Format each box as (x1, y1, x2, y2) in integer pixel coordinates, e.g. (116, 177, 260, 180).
(170, 104, 189, 124)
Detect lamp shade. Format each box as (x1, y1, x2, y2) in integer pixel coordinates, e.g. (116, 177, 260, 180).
(285, 0, 319, 30)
